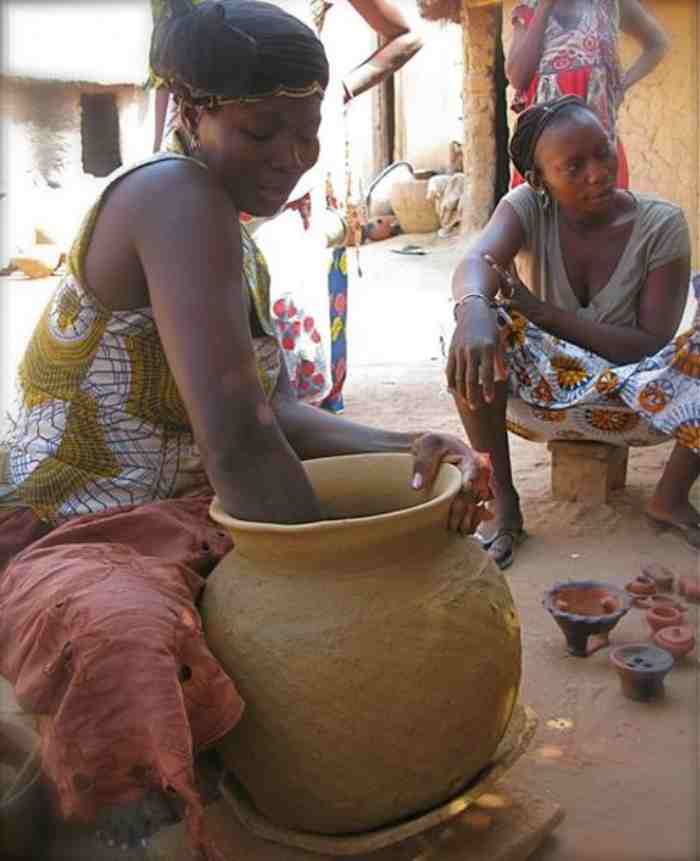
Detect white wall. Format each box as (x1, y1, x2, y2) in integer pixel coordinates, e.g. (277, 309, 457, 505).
(394, 17, 464, 173)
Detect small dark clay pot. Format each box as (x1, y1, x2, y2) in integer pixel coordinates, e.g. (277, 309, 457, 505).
(645, 604, 683, 633)
(653, 625, 696, 660)
(625, 575, 657, 597)
(609, 644, 674, 701)
(640, 561, 674, 593)
(543, 581, 631, 657)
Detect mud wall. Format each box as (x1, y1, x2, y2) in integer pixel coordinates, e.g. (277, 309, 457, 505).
(0, 78, 151, 258)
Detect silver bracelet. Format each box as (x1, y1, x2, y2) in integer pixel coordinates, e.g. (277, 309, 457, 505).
(453, 292, 496, 321)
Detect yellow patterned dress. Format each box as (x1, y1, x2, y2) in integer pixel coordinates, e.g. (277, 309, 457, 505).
(1, 153, 281, 523)
(500, 187, 699, 452)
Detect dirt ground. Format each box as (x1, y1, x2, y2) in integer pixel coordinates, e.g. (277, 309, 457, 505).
(2, 236, 699, 861)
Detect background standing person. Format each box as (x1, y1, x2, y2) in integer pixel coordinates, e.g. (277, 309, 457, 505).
(252, 0, 423, 413)
(506, 0, 670, 188)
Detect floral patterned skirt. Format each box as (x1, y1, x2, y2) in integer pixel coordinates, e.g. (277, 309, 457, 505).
(504, 313, 700, 453)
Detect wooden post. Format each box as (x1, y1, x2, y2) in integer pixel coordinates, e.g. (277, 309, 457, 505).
(460, 1, 499, 235)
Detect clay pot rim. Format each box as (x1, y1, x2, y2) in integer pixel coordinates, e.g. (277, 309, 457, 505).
(210, 454, 462, 536)
(633, 594, 685, 611)
(653, 624, 695, 645)
(609, 643, 674, 674)
(543, 579, 631, 623)
(646, 605, 682, 621)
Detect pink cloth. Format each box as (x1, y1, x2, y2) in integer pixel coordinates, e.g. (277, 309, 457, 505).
(0, 497, 242, 860)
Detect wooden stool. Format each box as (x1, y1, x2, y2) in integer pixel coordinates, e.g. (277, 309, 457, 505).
(547, 441, 629, 504)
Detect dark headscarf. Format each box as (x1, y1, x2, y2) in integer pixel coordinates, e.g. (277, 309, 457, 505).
(151, 0, 329, 108)
(509, 95, 593, 178)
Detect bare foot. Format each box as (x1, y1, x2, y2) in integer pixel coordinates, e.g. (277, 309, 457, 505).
(95, 789, 179, 850)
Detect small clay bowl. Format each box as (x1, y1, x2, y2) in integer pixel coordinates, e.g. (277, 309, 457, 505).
(640, 562, 674, 593)
(625, 575, 656, 597)
(633, 594, 687, 613)
(543, 580, 631, 658)
(609, 643, 674, 701)
(653, 625, 696, 660)
(646, 604, 683, 633)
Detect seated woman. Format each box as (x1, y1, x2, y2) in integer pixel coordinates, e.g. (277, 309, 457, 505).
(0, 2, 490, 858)
(447, 95, 699, 570)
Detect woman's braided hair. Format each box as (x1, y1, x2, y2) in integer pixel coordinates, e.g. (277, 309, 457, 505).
(150, 0, 329, 108)
(509, 95, 597, 179)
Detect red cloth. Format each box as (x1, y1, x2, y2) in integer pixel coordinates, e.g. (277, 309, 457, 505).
(0, 498, 241, 860)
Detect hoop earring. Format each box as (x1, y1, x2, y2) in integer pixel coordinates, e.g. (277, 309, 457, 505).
(537, 187, 551, 211)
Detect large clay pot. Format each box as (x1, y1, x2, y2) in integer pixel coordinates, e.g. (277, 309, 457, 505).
(389, 170, 441, 234)
(202, 453, 521, 836)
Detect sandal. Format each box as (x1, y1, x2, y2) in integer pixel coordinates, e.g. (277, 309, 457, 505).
(481, 528, 527, 571)
(645, 514, 700, 549)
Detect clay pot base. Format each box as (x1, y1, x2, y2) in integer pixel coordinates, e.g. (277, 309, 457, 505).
(220, 704, 537, 857)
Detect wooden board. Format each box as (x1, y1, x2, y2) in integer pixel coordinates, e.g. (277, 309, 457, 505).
(218, 704, 537, 856)
(147, 784, 564, 861)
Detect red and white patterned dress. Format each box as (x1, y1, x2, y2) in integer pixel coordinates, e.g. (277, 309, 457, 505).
(510, 0, 629, 188)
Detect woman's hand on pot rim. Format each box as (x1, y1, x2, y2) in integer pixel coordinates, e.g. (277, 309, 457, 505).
(410, 433, 493, 534)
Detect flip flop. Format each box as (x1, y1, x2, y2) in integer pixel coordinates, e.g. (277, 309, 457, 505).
(645, 514, 700, 549)
(476, 526, 525, 550)
(481, 528, 527, 570)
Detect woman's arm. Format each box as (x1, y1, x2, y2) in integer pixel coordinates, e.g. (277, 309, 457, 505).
(272, 361, 419, 459)
(342, 0, 423, 102)
(131, 162, 322, 523)
(500, 256, 690, 365)
(618, 0, 670, 97)
(272, 365, 493, 534)
(448, 199, 526, 408)
(505, 0, 556, 92)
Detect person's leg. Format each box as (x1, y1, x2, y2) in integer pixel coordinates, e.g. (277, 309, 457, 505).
(453, 382, 524, 567)
(646, 442, 700, 545)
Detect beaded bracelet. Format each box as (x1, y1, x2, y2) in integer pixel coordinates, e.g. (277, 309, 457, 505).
(452, 292, 496, 322)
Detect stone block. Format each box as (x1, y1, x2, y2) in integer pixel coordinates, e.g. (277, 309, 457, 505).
(547, 441, 629, 504)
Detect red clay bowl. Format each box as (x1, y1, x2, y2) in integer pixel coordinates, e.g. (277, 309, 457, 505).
(653, 625, 696, 660)
(645, 604, 683, 633)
